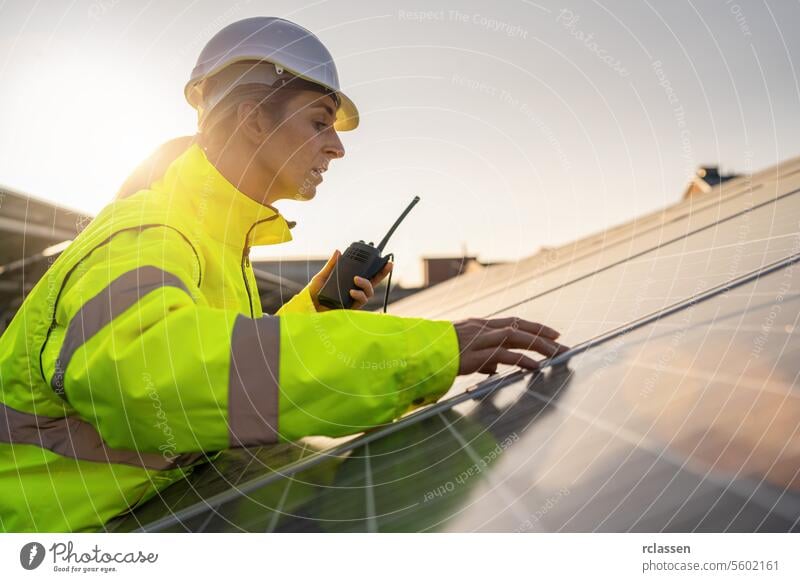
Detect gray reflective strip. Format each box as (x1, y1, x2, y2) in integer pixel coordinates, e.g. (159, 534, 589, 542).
(0, 401, 205, 470)
(228, 315, 280, 446)
(51, 266, 192, 398)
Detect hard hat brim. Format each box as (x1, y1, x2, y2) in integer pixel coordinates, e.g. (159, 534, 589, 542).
(334, 91, 359, 131)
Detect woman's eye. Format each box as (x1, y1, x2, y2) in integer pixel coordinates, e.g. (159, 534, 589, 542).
(314, 121, 327, 131)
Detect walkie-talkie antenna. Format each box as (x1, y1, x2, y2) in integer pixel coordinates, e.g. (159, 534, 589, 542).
(377, 196, 420, 252)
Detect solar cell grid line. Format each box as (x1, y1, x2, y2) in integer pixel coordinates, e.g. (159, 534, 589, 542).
(189, 444, 323, 533)
(193, 501, 221, 533)
(439, 393, 565, 533)
(265, 478, 293, 533)
(126, 251, 800, 532)
(364, 443, 377, 533)
(462, 411, 593, 533)
(103, 444, 317, 532)
(390, 178, 789, 319)
(439, 413, 532, 527)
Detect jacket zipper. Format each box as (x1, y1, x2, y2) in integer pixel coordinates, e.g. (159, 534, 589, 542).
(241, 215, 280, 318)
(242, 246, 254, 318)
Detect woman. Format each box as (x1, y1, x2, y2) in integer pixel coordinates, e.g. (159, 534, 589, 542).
(0, 17, 566, 532)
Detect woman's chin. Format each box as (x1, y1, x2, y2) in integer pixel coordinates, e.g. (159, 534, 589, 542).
(293, 185, 317, 201)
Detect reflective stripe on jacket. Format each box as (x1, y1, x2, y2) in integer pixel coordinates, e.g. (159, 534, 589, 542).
(0, 144, 459, 532)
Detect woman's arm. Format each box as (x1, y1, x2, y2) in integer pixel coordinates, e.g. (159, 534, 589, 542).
(44, 227, 459, 453)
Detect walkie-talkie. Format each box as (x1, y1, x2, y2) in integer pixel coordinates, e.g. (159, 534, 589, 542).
(318, 196, 421, 310)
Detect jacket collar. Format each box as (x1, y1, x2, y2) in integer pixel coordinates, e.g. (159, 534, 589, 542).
(157, 143, 295, 248)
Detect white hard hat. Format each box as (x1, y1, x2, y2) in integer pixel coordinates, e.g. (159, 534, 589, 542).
(185, 17, 359, 131)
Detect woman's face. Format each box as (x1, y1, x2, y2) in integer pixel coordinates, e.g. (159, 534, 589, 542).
(255, 90, 346, 202)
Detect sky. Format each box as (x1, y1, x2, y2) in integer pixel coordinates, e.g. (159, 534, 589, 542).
(1, 0, 798, 286)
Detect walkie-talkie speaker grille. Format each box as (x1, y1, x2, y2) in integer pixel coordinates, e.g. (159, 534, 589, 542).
(346, 247, 372, 262)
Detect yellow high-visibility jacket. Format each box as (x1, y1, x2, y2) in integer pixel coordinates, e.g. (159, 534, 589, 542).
(0, 144, 459, 532)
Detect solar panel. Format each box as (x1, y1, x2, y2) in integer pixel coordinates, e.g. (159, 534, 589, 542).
(114, 260, 797, 532)
(440, 185, 799, 398)
(104, 161, 800, 533)
(390, 174, 794, 320)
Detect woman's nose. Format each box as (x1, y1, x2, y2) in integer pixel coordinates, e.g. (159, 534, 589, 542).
(326, 131, 345, 159)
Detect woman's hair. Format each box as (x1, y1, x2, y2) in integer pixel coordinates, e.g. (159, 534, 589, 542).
(115, 79, 334, 201)
(114, 136, 197, 200)
(199, 83, 300, 153)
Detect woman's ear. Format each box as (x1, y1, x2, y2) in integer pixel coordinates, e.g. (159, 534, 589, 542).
(236, 100, 271, 145)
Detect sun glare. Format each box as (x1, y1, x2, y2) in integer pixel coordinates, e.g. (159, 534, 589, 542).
(3, 55, 193, 215)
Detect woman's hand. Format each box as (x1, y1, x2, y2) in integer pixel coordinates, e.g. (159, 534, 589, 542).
(308, 250, 394, 311)
(453, 317, 570, 375)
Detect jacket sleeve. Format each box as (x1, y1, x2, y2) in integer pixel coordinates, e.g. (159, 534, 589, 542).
(44, 227, 459, 453)
(275, 285, 318, 315)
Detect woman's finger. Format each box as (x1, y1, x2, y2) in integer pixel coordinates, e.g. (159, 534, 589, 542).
(310, 249, 340, 292)
(472, 348, 539, 374)
(484, 317, 560, 340)
(353, 276, 374, 298)
(349, 289, 368, 307)
(370, 261, 393, 286)
(492, 349, 540, 371)
(473, 328, 567, 357)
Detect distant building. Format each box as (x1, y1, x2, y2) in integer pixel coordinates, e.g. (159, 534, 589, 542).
(682, 166, 739, 199)
(423, 256, 485, 287)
